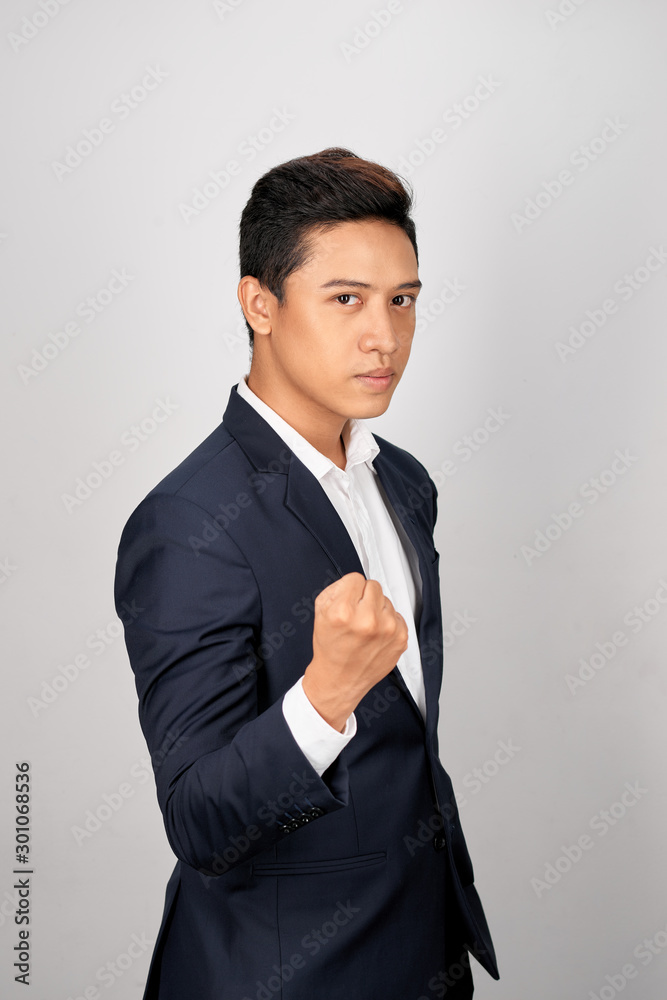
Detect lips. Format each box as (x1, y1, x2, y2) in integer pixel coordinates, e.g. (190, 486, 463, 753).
(359, 369, 394, 377)
(354, 372, 394, 390)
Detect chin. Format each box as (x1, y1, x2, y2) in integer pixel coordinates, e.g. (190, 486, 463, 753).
(356, 397, 392, 418)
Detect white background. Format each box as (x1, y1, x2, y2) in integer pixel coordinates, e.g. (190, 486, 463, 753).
(1, 1, 666, 997)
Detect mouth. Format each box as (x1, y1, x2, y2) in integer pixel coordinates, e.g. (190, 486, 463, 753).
(354, 371, 394, 390)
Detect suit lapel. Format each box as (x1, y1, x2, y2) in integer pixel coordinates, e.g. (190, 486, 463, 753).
(222, 384, 440, 733)
(286, 455, 434, 732)
(284, 459, 365, 580)
(371, 448, 442, 735)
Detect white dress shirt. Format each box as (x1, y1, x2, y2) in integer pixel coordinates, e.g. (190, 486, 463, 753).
(235, 375, 426, 777)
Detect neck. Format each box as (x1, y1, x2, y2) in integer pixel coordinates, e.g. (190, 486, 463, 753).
(245, 370, 349, 470)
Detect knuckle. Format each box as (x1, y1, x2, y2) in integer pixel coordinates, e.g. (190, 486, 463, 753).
(329, 604, 351, 626)
(379, 616, 395, 636)
(355, 614, 377, 637)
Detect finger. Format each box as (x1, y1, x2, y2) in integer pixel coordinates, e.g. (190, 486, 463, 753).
(394, 611, 409, 640)
(360, 578, 385, 606)
(315, 582, 338, 605)
(319, 572, 365, 607)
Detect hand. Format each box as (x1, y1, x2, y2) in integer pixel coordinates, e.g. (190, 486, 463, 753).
(302, 572, 408, 732)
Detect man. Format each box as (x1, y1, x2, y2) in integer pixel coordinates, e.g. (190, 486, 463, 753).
(114, 147, 499, 999)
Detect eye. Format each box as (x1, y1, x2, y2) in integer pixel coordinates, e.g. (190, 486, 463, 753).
(392, 294, 415, 308)
(335, 293, 361, 305)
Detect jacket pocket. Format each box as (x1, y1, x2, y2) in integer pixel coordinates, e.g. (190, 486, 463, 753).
(252, 851, 386, 876)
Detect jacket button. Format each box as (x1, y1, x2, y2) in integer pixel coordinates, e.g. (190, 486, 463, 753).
(433, 835, 446, 851)
(307, 807, 324, 818)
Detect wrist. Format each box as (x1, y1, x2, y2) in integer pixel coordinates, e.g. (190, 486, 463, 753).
(302, 668, 356, 734)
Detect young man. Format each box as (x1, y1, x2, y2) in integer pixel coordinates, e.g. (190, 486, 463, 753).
(114, 148, 499, 999)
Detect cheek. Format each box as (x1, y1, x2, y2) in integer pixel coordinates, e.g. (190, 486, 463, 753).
(295, 314, 348, 363)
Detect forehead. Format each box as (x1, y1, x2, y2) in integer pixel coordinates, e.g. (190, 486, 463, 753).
(292, 219, 418, 284)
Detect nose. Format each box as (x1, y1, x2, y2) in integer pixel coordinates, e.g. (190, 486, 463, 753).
(359, 302, 402, 356)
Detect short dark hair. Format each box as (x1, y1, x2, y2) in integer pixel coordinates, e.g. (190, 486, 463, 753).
(238, 147, 418, 348)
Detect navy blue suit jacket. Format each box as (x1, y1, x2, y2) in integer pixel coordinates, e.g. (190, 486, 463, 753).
(114, 382, 499, 999)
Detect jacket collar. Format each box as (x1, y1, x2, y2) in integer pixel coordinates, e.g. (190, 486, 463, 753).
(222, 382, 440, 733)
(221, 381, 426, 554)
(235, 374, 380, 481)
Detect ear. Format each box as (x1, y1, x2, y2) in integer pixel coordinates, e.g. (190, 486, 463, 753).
(237, 276, 273, 337)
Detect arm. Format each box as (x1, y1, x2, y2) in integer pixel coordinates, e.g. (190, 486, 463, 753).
(282, 678, 357, 775)
(114, 493, 350, 877)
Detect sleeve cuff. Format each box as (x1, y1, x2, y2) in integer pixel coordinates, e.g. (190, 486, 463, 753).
(282, 677, 356, 777)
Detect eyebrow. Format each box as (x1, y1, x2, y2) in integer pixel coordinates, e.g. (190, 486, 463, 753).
(319, 279, 422, 291)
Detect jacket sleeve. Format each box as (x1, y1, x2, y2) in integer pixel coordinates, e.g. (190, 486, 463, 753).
(114, 492, 349, 877)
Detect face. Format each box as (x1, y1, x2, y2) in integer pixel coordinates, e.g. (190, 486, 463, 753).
(242, 218, 421, 432)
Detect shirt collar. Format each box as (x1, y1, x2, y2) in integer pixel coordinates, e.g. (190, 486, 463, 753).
(235, 375, 379, 481)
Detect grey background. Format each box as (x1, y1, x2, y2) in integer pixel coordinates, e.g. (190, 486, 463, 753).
(1, 1, 666, 997)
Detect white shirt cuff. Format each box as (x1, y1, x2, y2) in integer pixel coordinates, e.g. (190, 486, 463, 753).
(282, 676, 357, 777)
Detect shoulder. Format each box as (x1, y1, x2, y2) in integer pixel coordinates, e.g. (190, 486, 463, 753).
(371, 432, 434, 488)
(148, 421, 236, 500)
(371, 432, 439, 530)
(118, 419, 250, 544)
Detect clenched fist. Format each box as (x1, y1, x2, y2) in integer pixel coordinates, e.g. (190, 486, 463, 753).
(302, 572, 409, 732)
